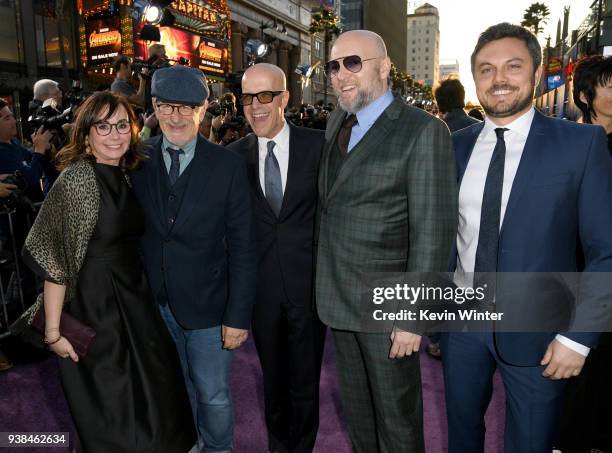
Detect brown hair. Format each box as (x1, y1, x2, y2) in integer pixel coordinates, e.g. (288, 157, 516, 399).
(55, 91, 147, 172)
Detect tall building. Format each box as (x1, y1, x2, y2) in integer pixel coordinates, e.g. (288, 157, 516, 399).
(338, 0, 408, 71)
(406, 3, 440, 87)
(439, 58, 459, 80)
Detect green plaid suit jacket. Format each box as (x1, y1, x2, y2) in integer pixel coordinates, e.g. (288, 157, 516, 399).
(315, 96, 458, 333)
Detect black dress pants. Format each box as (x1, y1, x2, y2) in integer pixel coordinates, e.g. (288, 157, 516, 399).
(251, 287, 326, 453)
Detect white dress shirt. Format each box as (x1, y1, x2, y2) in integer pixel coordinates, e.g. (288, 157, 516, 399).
(456, 107, 589, 357)
(258, 121, 290, 196)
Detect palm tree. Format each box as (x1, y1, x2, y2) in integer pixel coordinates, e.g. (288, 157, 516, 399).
(309, 7, 341, 104)
(521, 2, 551, 36)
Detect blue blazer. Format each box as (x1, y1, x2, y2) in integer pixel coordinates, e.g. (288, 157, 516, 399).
(451, 111, 612, 365)
(131, 134, 257, 330)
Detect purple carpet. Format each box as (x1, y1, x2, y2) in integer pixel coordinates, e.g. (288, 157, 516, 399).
(0, 336, 505, 452)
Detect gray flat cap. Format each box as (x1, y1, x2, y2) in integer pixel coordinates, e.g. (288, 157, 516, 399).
(151, 65, 209, 106)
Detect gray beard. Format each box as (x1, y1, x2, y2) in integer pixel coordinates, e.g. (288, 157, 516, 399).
(337, 85, 382, 113)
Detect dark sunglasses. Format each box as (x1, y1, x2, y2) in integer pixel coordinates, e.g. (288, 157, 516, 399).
(324, 55, 382, 77)
(239, 91, 284, 106)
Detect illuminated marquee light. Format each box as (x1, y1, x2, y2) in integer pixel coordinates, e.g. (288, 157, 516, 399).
(121, 15, 135, 56)
(89, 28, 122, 47)
(79, 23, 88, 66)
(170, 0, 218, 25)
(82, 0, 113, 18)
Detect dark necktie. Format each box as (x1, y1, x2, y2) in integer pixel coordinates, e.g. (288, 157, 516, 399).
(166, 147, 184, 186)
(264, 141, 283, 217)
(474, 128, 508, 303)
(337, 114, 358, 158)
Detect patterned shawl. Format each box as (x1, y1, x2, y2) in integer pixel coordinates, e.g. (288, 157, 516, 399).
(10, 159, 100, 337)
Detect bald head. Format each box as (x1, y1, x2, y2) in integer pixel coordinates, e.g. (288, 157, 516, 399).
(331, 30, 387, 60)
(241, 63, 290, 139)
(242, 63, 286, 91)
(329, 30, 391, 113)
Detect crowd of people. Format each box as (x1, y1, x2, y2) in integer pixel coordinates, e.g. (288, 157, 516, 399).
(0, 21, 611, 453)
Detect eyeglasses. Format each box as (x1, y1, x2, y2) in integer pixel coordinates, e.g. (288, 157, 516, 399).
(156, 103, 198, 116)
(239, 91, 284, 106)
(324, 55, 383, 77)
(93, 120, 131, 136)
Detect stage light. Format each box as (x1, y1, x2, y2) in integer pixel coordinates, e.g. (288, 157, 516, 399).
(245, 39, 269, 59)
(144, 5, 163, 24)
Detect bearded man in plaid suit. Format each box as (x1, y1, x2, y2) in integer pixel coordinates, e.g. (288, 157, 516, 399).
(315, 30, 458, 452)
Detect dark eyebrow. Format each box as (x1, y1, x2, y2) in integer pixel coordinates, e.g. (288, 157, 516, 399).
(477, 57, 525, 69)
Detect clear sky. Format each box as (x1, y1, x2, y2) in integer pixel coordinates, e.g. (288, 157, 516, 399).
(418, 0, 596, 103)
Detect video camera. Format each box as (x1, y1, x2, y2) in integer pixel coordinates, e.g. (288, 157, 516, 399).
(63, 80, 87, 110)
(27, 103, 73, 136)
(132, 55, 190, 79)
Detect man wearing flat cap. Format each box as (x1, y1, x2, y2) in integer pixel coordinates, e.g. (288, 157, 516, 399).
(131, 65, 257, 453)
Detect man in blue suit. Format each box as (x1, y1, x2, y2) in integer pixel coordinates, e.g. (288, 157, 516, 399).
(131, 65, 257, 453)
(441, 23, 612, 453)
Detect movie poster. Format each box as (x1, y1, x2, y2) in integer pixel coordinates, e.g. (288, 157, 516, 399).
(85, 16, 122, 66)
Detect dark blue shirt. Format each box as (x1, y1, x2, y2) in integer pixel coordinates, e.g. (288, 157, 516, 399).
(0, 139, 47, 189)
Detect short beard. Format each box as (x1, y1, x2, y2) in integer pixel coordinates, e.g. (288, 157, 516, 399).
(337, 80, 384, 113)
(481, 77, 535, 119)
(482, 91, 533, 118)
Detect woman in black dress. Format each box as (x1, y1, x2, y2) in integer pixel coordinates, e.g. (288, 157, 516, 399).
(21, 92, 196, 452)
(555, 55, 612, 453)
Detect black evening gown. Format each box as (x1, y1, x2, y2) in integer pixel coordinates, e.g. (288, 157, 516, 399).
(58, 163, 196, 453)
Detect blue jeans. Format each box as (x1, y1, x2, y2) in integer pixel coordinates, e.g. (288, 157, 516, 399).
(159, 304, 234, 453)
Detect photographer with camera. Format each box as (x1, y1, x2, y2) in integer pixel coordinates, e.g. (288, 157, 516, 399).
(209, 92, 242, 145)
(27, 79, 82, 194)
(0, 98, 52, 306)
(110, 56, 147, 107)
(28, 79, 62, 115)
(27, 79, 65, 140)
(0, 99, 52, 193)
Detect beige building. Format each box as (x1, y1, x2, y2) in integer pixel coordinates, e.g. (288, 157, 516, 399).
(406, 3, 440, 87)
(439, 58, 459, 80)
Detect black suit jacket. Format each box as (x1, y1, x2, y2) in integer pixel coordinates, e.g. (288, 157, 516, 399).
(131, 134, 257, 330)
(228, 124, 325, 307)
